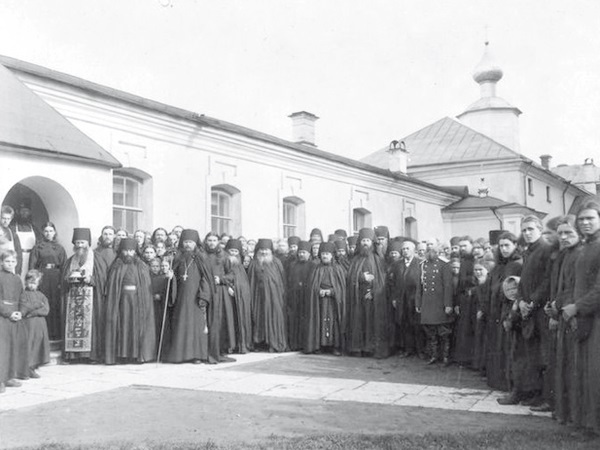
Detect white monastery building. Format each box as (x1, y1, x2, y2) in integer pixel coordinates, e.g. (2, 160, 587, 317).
(0, 55, 459, 246)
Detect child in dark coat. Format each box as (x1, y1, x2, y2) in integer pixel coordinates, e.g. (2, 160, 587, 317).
(20, 269, 50, 378)
(0, 250, 29, 393)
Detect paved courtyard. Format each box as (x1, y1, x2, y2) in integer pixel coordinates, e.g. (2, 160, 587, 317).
(0, 352, 557, 448)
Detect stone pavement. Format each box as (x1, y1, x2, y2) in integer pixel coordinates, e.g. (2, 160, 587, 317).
(0, 352, 551, 418)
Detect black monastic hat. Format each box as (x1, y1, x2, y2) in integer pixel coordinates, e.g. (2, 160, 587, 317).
(72, 228, 91, 245)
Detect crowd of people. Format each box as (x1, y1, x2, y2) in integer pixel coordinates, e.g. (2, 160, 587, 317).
(1, 199, 600, 435)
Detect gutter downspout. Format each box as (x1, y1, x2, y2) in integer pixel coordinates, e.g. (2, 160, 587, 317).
(562, 181, 571, 214)
(490, 206, 503, 229)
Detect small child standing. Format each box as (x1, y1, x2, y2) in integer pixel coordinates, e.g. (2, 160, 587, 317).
(20, 269, 50, 378)
(0, 250, 29, 393)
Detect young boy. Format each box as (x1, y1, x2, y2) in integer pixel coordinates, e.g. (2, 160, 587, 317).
(0, 250, 29, 392)
(20, 269, 50, 378)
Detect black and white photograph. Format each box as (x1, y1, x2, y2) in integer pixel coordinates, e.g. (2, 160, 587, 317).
(1, 1, 600, 448)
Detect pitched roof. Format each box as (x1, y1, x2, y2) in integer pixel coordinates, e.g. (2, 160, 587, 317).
(443, 195, 545, 217)
(0, 62, 120, 168)
(361, 116, 520, 169)
(0, 55, 458, 197)
(552, 163, 600, 185)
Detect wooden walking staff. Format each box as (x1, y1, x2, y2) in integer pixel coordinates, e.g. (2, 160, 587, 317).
(156, 275, 173, 364)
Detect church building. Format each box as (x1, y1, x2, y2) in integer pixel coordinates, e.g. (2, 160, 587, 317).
(362, 43, 590, 238)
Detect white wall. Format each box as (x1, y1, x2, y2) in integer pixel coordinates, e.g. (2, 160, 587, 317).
(1, 152, 112, 252)
(15, 72, 458, 243)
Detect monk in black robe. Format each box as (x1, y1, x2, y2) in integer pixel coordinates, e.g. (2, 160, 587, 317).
(204, 232, 236, 364)
(104, 238, 156, 364)
(305, 242, 346, 355)
(222, 239, 252, 353)
(285, 240, 314, 351)
(248, 239, 287, 352)
(345, 228, 391, 359)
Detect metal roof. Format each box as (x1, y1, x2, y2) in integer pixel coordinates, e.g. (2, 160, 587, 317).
(0, 62, 121, 168)
(362, 116, 520, 169)
(0, 55, 458, 197)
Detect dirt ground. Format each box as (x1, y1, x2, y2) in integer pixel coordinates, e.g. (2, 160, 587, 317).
(0, 384, 561, 449)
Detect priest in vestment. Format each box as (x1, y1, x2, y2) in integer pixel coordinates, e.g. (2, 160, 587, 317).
(104, 238, 156, 364)
(248, 239, 287, 352)
(165, 229, 212, 363)
(61, 228, 108, 363)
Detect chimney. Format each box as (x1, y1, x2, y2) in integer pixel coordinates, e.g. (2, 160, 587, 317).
(289, 111, 319, 146)
(540, 154, 552, 170)
(387, 140, 408, 174)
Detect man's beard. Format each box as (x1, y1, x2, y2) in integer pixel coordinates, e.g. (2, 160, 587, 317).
(257, 254, 273, 265)
(358, 244, 372, 257)
(102, 237, 114, 248)
(122, 254, 135, 264)
(228, 255, 240, 265)
(73, 246, 89, 266)
(376, 242, 387, 255)
(426, 250, 438, 262)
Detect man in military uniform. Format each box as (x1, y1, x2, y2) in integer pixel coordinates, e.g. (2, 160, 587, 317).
(415, 242, 453, 365)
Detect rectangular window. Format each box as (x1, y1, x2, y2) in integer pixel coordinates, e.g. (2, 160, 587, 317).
(211, 190, 231, 235)
(113, 175, 142, 232)
(353, 209, 366, 234)
(282, 201, 297, 238)
(546, 186, 551, 203)
(527, 178, 534, 196)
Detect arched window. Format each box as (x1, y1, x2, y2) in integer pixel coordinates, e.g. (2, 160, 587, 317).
(352, 207, 372, 234)
(211, 184, 241, 236)
(113, 174, 142, 233)
(282, 196, 305, 238)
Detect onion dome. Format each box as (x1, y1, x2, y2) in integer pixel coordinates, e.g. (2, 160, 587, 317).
(472, 42, 503, 84)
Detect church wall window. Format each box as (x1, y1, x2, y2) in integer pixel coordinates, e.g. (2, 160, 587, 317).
(352, 207, 372, 235)
(282, 196, 305, 238)
(211, 184, 241, 236)
(113, 175, 142, 233)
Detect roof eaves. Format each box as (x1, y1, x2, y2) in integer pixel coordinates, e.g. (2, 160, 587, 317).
(0, 140, 122, 169)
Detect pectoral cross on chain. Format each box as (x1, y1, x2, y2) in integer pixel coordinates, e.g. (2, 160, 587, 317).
(182, 273, 188, 281)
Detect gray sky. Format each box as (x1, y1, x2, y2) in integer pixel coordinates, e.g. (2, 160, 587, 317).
(1, 0, 599, 166)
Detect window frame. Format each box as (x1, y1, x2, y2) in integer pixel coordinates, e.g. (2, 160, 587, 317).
(211, 188, 233, 235)
(113, 174, 143, 232)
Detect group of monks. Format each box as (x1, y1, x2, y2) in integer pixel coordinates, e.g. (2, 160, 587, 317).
(2, 198, 600, 436)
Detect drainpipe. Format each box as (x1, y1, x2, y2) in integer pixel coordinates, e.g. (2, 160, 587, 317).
(523, 160, 534, 207)
(562, 181, 571, 214)
(490, 206, 503, 229)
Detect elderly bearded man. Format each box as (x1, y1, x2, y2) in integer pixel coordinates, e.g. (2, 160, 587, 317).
(105, 238, 156, 364)
(166, 229, 212, 364)
(248, 239, 287, 352)
(61, 228, 109, 364)
(346, 228, 391, 359)
(222, 239, 252, 353)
